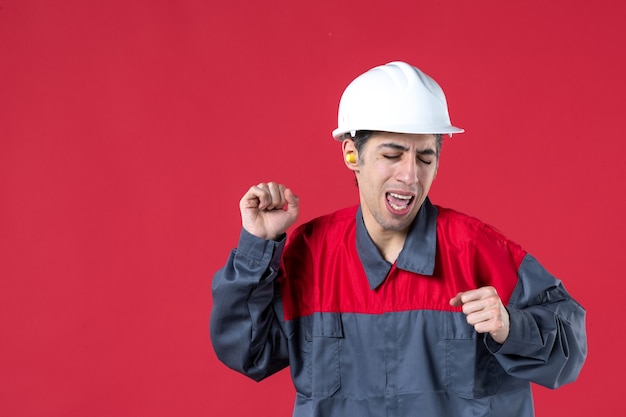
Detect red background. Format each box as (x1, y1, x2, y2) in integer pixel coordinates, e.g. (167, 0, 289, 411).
(1, 1, 624, 416)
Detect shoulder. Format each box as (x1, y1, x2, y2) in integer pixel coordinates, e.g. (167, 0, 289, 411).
(436, 205, 504, 237)
(435, 205, 526, 259)
(436, 205, 497, 231)
(284, 205, 358, 259)
(294, 206, 358, 234)
(292, 205, 358, 237)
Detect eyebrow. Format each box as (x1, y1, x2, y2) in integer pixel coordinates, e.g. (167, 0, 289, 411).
(377, 142, 437, 156)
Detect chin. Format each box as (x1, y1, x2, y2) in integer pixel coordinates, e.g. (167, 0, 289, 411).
(376, 213, 417, 233)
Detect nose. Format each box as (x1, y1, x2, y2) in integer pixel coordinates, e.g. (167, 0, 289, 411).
(395, 156, 418, 185)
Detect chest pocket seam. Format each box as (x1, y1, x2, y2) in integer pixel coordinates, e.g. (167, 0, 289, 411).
(310, 313, 343, 397)
(444, 313, 501, 399)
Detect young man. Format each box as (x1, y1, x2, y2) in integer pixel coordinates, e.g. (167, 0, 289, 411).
(210, 62, 587, 417)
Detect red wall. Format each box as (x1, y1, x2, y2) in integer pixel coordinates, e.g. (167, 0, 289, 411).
(1, 1, 624, 415)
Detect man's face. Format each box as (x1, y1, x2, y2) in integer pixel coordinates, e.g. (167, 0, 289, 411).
(350, 132, 439, 237)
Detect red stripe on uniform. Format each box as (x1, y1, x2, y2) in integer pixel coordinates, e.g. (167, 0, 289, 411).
(279, 206, 526, 320)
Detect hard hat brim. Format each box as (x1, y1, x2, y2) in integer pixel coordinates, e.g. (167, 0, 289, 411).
(331, 125, 464, 141)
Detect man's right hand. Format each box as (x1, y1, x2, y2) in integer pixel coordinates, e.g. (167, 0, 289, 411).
(239, 182, 299, 241)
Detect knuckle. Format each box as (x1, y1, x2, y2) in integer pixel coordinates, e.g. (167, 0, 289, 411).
(486, 295, 499, 306)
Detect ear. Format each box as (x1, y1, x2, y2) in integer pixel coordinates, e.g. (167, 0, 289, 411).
(342, 139, 359, 172)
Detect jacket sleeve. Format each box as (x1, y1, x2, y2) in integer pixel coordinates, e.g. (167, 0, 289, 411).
(209, 228, 290, 382)
(485, 254, 587, 389)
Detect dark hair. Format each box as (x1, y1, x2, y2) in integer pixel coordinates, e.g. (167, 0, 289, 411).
(341, 131, 444, 157)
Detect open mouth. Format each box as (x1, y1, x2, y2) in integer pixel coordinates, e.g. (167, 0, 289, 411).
(386, 192, 414, 212)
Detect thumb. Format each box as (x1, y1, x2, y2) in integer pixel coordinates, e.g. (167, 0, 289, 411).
(449, 292, 464, 307)
(284, 188, 299, 215)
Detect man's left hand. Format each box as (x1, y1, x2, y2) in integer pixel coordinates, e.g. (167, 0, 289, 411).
(449, 286, 510, 344)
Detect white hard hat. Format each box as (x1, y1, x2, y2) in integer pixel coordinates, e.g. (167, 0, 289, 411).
(332, 61, 464, 140)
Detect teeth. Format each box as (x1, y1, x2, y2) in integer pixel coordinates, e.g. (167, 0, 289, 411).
(389, 192, 412, 200)
(387, 192, 414, 211)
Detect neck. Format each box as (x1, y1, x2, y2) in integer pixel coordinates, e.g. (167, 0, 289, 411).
(362, 216, 409, 264)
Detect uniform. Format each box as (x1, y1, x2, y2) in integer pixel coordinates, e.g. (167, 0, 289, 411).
(210, 198, 587, 417)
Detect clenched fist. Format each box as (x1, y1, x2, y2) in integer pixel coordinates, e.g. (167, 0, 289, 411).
(239, 182, 299, 241)
(450, 286, 510, 344)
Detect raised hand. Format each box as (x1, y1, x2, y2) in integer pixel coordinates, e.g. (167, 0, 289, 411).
(239, 182, 299, 241)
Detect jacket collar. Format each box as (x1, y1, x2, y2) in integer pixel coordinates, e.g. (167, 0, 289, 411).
(356, 198, 438, 290)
